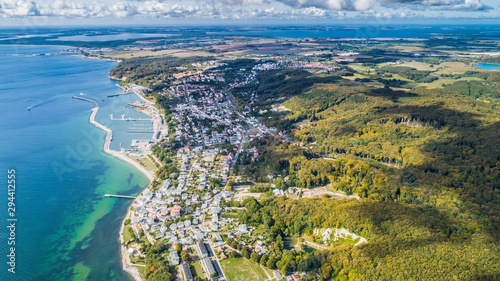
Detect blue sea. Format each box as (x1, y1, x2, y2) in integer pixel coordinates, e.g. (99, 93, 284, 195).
(208, 25, 500, 39)
(0, 45, 151, 280)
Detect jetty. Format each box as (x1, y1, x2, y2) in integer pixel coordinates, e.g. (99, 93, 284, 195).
(73, 92, 154, 182)
(107, 92, 130, 98)
(104, 194, 137, 199)
(71, 96, 98, 107)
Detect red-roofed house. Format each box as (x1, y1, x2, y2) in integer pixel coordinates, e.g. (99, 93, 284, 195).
(171, 206, 181, 217)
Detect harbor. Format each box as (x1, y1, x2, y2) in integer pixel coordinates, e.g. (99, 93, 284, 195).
(72, 93, 155, 182)
(110, 114, 152, 121)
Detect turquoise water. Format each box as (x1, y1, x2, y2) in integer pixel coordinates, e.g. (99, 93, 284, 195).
(0, 45, 150, 280)
(477, 63, 500, 70)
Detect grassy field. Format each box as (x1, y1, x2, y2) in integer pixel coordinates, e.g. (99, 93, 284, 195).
(133, 265, 145, 277)
(130, 156, 157, 172)
(220, 258, 269, 281)
(418, 76, 483, 89)
(191, 261, 205, 279)
(122, 226, 134, 242)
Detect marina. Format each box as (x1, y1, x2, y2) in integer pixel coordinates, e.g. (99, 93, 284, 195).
(110, 114, 152, 121)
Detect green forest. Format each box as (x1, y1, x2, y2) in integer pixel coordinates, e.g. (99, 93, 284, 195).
(233, 65, 500, 279)
(109, 50, 500, 280)
(234, 196, 500, 280)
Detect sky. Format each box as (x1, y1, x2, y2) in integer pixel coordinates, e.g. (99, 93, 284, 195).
(0, 0, 499, 26)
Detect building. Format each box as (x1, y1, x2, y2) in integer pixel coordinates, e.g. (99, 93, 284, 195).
(180, 263, 193, 281)
(196, 241, 208, 258)
(169, 250, 180, 266)
(171, 205, 181, 217)
(202, 257, 216, 278)
(274, 271, 284, 281)
(238, 224, 249, 233)
(213, 233, 225, 246)
(220, 252, 227, 260)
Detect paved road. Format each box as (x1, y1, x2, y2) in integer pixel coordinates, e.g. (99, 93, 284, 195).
(206, 241, 226, 280)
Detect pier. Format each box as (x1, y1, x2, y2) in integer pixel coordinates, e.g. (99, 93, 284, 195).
(104, 194, 137, 199)
(72, 96, 98, 107)
(107, 92, 130, 98)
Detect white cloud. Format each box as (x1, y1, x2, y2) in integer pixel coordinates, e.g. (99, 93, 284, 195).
(0, 0, 495, 19)
(0, 0, 38, 17)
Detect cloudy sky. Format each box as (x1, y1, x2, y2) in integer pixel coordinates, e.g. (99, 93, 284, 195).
(0, 0, 499, 25)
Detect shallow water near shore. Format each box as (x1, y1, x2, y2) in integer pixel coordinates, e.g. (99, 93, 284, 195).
(0, 45, 150, 280)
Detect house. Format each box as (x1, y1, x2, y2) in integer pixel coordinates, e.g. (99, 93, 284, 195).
(196, 241, 208, 258)
(147, 217, 157, 225)
(220, 252, 227, 260)
(273, 189, 284, 196)
(171, 206, 181, 217)
(238, 224, 249, 233)
(180, 263, 193, 281)
(169, 250, 180, 266)
(213, 233, 223, 244)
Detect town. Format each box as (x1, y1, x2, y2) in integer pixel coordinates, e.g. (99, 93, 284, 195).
(120, 56, 317, 281)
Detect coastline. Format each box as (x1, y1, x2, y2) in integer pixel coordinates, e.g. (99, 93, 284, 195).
(88, 104, 155, 182)
(83, 54, 158, 281)
(85, 95, 154, 281)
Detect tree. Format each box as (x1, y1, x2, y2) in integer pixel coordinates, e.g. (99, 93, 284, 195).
(145, 261, 174, 281)
(175, 243, 182, 252)
(275, 235, 284, 253)
(321, 264, 332, 278)
(281, 262, 293, 276)
(228, 251, 239, 258)
(251, 252, 261, 263)
(181, 250, 189, 263)
(242, 247, 250, 259)
(260, 254, 268, 266)
(276, 261, 284, 272)
(267, 256, 277, 269)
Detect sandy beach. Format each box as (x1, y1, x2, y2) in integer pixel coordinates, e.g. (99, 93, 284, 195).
(84, 98, 154, 281)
